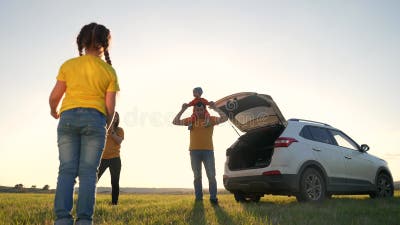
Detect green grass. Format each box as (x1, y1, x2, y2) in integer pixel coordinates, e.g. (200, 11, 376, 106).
(1, 191, 399, 225)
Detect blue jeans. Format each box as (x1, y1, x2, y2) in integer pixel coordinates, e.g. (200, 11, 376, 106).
(54, 108, 106, 225)
(190, 150, 217, 200)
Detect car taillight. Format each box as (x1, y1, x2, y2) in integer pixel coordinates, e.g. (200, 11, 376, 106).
(262, 170, 281, 176)
(274, 137, 298, 147)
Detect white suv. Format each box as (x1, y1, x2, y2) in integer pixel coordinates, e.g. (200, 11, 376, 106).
(215, 92, 394, 202)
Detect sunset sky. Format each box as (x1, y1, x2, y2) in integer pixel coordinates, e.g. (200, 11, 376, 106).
(0, 0, 399, 189)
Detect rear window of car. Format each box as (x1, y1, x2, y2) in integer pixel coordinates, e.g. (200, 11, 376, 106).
(300, 126, 334, 145)
(299, 126, 312, 139)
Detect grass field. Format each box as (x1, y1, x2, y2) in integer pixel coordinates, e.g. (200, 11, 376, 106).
(1, 191, 399, 225)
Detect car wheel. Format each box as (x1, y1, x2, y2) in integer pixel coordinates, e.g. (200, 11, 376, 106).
(370, 173, 394, 198)
(297, 168, 326, 202)
(234, 192, 261, 203)
(325, 193, 332, 199)
(250, 195, 261, 203)
(234, 192, 248, 202)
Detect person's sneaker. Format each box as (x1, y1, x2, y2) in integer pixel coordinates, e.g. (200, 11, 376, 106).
(210, 198, 219, 206)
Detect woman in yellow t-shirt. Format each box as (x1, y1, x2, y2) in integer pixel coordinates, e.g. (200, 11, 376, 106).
(49, 22, 119, 225)
(98, 112, 124, 205)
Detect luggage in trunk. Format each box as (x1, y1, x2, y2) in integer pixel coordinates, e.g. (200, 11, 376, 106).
(227, 125, 284, 170)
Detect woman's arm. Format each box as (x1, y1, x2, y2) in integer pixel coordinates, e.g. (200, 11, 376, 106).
(109, 128, 124, 145)
(105, 91, 117, 128)
(49, 80, 66, 119)
(172, 103, 189, 125)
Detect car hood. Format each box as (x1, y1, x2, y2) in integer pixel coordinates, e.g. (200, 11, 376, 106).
(215, 92, 286, 132)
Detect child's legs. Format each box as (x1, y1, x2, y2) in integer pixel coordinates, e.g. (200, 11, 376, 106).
(109, 157, 121, 204)
(55, 110, 82, 222)
(75, 109, 106, 222)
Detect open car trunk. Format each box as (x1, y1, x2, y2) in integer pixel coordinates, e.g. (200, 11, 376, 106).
(227, 125, 285, 170)
(215, 92, 287, 171)
(215, 92, 286, 133)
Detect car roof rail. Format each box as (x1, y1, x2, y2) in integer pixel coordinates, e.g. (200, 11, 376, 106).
(288, 118, 332, 127)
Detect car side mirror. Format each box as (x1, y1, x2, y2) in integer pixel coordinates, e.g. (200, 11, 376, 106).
(360, 144, 369, 152)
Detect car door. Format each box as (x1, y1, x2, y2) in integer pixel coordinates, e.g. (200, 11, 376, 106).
(329, 130, 376, 187)
(214, 92, 287, 132)
(303, 126, 347, 188)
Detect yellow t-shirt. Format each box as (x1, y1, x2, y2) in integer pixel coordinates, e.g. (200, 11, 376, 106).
(102, 127, 124, 159)
(57, 55, 120, 115)
(183, 117, 218, 151)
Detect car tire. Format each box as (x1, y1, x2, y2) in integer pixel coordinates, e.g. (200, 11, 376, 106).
(234, 192, 261, 203)
(250, 195, 261, 203)
(234, 192, 248, 202)
(369, 173, 394, 198)
(326, 193, 332, 199)
(296, 168, 326, 202)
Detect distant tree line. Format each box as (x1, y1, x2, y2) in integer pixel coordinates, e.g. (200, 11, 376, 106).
(14, 184, 50, 191)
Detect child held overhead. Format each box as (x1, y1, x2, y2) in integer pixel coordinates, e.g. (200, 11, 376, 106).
(186, 87, 213, 130)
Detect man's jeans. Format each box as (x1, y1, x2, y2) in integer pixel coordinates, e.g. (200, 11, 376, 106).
(54, 108, 106, 225)
(190, 150, 217, 200)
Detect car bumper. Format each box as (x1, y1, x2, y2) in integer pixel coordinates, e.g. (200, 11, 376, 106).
(223, 174, 299, 195)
